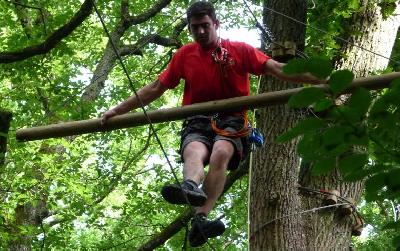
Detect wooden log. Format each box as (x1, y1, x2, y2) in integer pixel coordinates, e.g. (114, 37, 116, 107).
(339, 198, 355, 216)
(16, 72, 400, 141)
(352, 216, 364, 236)
(324, 189, 340, 205)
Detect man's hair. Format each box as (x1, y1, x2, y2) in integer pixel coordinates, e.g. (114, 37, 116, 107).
(186, 1, 217, 22)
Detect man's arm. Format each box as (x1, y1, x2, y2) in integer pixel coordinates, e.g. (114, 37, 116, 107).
(101, 79, 168, 124)
(264, 59, 326, 85)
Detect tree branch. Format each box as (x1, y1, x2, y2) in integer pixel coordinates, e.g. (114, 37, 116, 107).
(0, 0, 94, 63)
(125, 0, 172, 27)
(119, 34, 181, 56)
(82, 0, 179, 102)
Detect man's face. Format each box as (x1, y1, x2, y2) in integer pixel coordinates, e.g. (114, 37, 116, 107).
(188, 15, 219, 48)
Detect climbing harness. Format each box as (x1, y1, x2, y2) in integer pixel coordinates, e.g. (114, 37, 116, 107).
(211, 112, 250, 138)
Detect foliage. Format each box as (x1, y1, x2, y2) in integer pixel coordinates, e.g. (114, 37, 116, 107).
(0, 0, 399, 249)
(278, 57, 400, 248)
(353, 200, 399, 250)
(0, 0, 256, 250)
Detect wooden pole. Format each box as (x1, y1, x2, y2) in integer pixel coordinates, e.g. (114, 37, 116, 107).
(16, 72, 400, 142)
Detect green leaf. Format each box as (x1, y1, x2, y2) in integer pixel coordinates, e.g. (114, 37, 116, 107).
(326, 143, 351, 157)
(348, 0, 360, 10)
(392, 235, 400, 248)
(276, 117, 326, 142)
(322, 125, 352, 148)
(283, 58, 308, 75)
(313, 98, 333, 112)
(391, 77, 400, 91)
(337, 105, 362, 124)
(306, 57, 333, 79)
(365, 173, 386, 201)
(297, 133, 322, 160)
(288, 87, 326, 108)
(385, 168, 400, 189)
(338, 153, 368, 174)
(349, 88, 371, 117)
(343, 169, 369, 181)
(311, 157, 336, 175)
(346, 134, 369, 146)
(329, 70, 354, 95)
(383, 221, 400, 230)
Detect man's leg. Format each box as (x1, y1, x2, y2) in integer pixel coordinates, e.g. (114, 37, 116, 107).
(197, 139, 234, 215)
(161, 141, 209, 206)
(182, 141, 209, 184)
(188, 139, 234, 247)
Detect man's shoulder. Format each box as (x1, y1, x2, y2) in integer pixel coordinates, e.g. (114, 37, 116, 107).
(222, 39, 255, 53)
(223, 39, 250, 47)
(177, 42, 198, 53)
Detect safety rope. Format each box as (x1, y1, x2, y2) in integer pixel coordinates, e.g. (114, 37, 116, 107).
(211, 113, 251, 138)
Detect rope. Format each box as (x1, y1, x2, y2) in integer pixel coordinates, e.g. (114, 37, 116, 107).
(211, 113, 251, 138)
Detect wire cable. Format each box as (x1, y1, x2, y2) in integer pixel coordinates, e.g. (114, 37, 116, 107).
(250, 202, 350, 240)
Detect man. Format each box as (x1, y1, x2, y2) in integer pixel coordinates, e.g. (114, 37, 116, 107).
(102, 1, 323, 247)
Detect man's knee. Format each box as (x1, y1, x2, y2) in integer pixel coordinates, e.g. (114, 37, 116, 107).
(209, 141, 234, 169)
(183, 141, 209, 162)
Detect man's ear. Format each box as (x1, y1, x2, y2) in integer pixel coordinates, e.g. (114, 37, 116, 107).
(214, 19, 220, 29)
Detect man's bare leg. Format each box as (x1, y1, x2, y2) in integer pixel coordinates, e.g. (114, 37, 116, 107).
(182, 141, 209, 185)
(161, 141, 209, 206)
(196, 140, 234, 215)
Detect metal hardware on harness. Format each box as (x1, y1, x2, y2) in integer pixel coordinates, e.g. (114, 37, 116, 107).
(249, 127, 265, 147)
(212, 46, 229, 65)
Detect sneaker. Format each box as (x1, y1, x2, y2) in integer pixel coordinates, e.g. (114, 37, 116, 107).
(189, 213, 225, 247)
(161, 180, 207, 207)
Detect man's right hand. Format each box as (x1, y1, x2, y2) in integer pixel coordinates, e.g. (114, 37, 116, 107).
(101, 109, 118, 125)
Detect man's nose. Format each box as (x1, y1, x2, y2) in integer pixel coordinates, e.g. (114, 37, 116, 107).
(198, 27, 205, 34)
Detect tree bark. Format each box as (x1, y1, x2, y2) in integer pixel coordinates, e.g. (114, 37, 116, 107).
(249, 1, 308, 250)
(299, 2, 400, 250)
(0, 110, 12, 167)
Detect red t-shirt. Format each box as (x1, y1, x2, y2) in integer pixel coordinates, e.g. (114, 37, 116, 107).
(158, 39, 270, 105)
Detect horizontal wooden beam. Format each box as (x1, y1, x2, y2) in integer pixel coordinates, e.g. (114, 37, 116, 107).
(16, 72, 400, 141)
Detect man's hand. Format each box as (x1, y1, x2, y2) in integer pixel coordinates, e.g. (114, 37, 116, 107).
(101, 109, 118, 125)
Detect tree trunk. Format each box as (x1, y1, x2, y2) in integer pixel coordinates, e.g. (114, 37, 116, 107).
(250, 1, 400, 250)
(0, 110, 12, 167)
(249, 1, 308, 250)
(299, 2, 400, 250)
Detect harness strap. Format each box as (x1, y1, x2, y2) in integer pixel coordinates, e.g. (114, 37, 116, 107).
(211, 112, 250, 138)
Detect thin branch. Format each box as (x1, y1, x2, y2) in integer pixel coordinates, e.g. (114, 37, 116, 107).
(119, 34, 181, 56)
(125, 0, 172, 27)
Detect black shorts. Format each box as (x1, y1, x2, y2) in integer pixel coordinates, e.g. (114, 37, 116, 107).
(180, 114, 249, 170)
